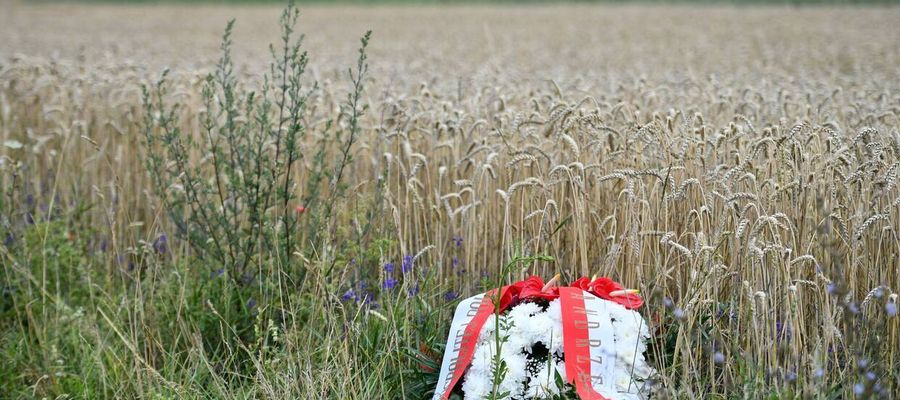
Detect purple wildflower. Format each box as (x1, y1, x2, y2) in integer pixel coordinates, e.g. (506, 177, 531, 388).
(886, 302, 897, 317)
(451, 256, 460, 268)
(341, 289, 355, 302)
(853, 383, 865, 396)
(452, 235, 463, 248)
(814, 368, 824, 378)
(153, 234, 168, 254)
(3, 233, 13, 247)
(673, 308, 685, 320)
(775, 320, 793, 341)
(211, 268, 225, 278)
(785, 371, 796, 382)
(713, 352, 725, 364)
(401, 255, 413, 273)
(246, 298, 257, 309)
(444, 291, 459, 301)
(407, 284, 420, 298)
(384, 262, 395, 273)
(865, 371, 876, 381)
(383, 277, 399, 291)
(663, 297, 674, 308)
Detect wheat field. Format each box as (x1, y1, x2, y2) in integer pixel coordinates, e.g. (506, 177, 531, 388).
(1, 2, 899, 399)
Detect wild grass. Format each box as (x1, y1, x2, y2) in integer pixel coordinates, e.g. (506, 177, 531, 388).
(1, 2, 899, 399)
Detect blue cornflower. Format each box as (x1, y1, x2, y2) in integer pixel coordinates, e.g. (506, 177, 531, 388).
(383, 278, 399, 291)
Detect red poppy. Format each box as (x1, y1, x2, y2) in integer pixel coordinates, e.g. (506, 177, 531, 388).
(295, 205, 307, 214)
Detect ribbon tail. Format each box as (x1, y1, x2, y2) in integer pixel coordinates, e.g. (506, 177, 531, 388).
(560, 287, 610, 400)
(439, 289, 498, 399)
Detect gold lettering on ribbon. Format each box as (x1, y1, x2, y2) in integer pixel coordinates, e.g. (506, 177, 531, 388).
(572, 306, 598, 316)
(575, 319, 601, 330)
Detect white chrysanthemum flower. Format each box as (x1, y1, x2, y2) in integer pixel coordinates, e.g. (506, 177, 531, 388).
(508, 301, 541, 321)
(546, 299, 562, 322)
(461, 369, 492, 400)
(499, 352, 528, 398)
(457, 296, 654, 400)
(469, 344, 495, 374)
(547, 324, 565, 354)
(478, 314, 498, 341)
(522, 312, 553, 343)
